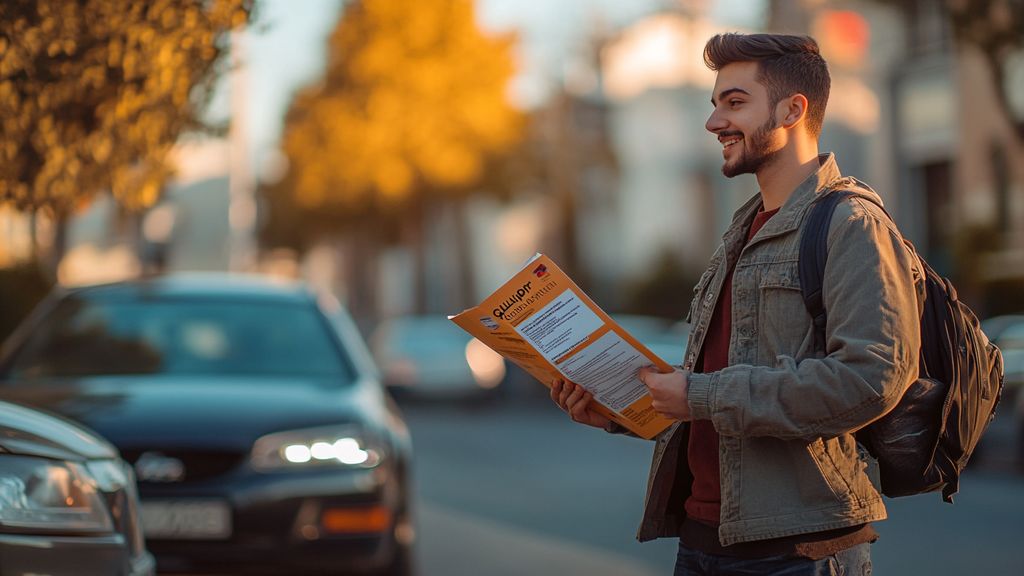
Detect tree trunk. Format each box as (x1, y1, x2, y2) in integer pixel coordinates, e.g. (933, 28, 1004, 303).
(347, 220, 380, 332)
(407, 191, 429, 315)
(48, 211, 69, 282)
(451, 197, 476, 308)
(548, 94, 585, 288)
(28, 209, 39, 262)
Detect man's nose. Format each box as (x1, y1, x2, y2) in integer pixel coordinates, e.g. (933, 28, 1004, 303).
(705, 109, 726, 133)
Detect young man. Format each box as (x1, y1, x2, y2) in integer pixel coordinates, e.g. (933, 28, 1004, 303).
(550, 33, 923, 575)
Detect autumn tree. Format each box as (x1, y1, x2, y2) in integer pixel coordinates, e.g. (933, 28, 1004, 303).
(263, 0, 523, 314)
(0, 0, 253, 218)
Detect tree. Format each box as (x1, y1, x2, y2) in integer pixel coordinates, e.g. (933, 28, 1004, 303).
(263, 0, 523, 314)
(0, 0, 254, 217)
(946, 0, 1024, 138)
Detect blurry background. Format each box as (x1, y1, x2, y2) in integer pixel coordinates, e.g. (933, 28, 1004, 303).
(2, 0, 1023, 574)
(3, 0, 1022, 327)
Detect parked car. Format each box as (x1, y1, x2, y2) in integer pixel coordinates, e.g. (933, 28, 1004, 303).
(982, 315, 1024, 391)
(982, 315, 1024, 464)
(0, 399, 155, 576)
(371, 314, 506, 400)
(0, 274, 414, 575)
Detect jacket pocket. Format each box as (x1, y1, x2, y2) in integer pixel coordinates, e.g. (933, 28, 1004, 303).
(807, 438, 857, 505)
(858, 442, 882, 492)
(757, 260, 812, 361)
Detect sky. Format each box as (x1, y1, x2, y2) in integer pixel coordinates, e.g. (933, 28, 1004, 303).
(213, 0, 765, 182)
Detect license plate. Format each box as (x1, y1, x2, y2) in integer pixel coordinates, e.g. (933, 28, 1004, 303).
(140, 500, 232, 540)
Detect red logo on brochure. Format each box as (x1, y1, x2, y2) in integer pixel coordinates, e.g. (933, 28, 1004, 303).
(532, 264, 548, 278)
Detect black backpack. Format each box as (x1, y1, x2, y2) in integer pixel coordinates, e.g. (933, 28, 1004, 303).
(799, 187, 1004, 502)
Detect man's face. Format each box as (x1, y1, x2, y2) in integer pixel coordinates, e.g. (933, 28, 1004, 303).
(705, 61, 783, 178)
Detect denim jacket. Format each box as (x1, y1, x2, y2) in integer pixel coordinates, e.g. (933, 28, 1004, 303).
(636, 154, 924, 546)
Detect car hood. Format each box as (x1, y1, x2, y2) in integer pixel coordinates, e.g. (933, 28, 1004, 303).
(0, 376, 374, 452)
(0, 400, 118, 461)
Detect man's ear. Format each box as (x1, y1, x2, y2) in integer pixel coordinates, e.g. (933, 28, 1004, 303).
(778, 93, 808, 129)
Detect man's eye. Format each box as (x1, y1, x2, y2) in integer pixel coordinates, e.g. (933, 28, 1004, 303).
(729, 100, 742, 107)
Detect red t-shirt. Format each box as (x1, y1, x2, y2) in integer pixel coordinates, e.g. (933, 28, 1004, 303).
(685, 207, 779, 524)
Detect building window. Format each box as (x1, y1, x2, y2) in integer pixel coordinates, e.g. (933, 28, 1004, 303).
(904, 0, 952, 57)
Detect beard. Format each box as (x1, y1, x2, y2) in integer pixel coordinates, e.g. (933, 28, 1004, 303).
(721, 115, 781, 178)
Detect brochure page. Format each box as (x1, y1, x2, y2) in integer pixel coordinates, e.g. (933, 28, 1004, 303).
(449, 254, 676, 439)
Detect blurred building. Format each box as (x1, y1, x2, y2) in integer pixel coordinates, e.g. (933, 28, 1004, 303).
(57, 139, 235, 286)
(770, 0, 1024, 314)
(604, 9, 748, 267)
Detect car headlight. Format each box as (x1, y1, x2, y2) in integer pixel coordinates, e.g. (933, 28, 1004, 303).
(0, 454, 114, 534)
(85, 459, 132, 493)
(250, 425, 384, 471)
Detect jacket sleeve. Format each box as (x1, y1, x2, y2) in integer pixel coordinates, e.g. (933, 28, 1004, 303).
(686, 197, 923, 441)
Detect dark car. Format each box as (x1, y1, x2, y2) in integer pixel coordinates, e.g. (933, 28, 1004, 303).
(0, 399, 155, 576)
(0, 274, 414, 575)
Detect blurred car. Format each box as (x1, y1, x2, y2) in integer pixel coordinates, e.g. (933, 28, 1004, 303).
(371, 315, 506, 400)
(0, 274, 414, 575)
(982, 315, 1024, 391)
(612, 314, 690, 367)
(982, 315, 1024, 463)
(0, 399, 155, 576)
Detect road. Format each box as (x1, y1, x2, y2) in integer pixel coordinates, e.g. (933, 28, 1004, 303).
(402, 386, 1024, 576)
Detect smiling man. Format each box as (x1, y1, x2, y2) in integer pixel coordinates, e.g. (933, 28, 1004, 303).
(550, 33, 923, 575)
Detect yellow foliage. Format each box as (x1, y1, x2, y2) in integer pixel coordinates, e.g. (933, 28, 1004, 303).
(0, 0, 254, 215)
(278, 0, 524, 213)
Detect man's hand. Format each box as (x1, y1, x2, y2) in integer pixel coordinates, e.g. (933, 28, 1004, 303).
(549, 378, 613, 430)
(639, 366, 692, 421)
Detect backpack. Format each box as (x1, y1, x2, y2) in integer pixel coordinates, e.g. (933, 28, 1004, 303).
(799, 187, 1004, 502)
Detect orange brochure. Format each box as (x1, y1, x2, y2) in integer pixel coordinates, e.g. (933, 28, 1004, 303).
(449, 253, 675, 439)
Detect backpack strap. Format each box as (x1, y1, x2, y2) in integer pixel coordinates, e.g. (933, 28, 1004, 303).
(798, 189, 889, 352)
(799, 191, 854, 353)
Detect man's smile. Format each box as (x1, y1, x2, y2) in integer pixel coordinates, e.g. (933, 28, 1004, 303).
(719, 133, 743, 159)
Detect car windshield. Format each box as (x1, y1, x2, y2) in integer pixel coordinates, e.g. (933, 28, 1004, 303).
(3, 297, 352, 379)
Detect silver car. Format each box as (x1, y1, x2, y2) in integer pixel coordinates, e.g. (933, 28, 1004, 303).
(372, 315, 506, 400)
(0, 399, 155, 576)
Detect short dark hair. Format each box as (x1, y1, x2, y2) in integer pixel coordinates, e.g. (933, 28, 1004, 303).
(703, 33, 830, 137)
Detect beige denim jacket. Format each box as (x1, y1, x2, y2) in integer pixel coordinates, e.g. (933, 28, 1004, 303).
(636, 154, 924, 546)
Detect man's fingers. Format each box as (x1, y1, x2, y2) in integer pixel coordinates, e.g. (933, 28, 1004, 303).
(566, 383, 586, 406)
(557, 380, 575, 410)
(638, 366, 657, 389)
(550, 378, 563, 405)
(567, 387, 590, 421)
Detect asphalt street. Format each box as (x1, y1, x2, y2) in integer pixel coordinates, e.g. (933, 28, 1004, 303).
(403, 385, 1024, 576)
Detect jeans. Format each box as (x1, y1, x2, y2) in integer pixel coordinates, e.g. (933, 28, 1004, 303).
(674, 541, 872, 576)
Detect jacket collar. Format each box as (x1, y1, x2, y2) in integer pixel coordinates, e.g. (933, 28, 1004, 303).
(723, 153, 845, 247)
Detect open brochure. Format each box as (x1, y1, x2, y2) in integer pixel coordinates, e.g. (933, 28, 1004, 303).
(448, 253, 676, 439)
